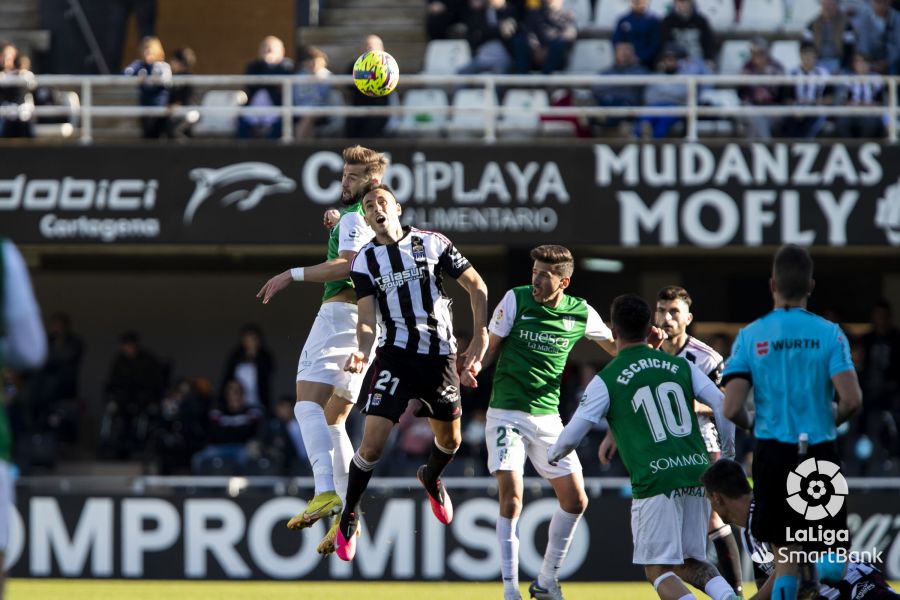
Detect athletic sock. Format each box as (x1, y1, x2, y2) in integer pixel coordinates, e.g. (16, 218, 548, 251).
(538, 508, 583, 589)
(497, 516, 520, 597)
(343, 452, 377, 520)
(677, 594, 697, 600)
(328, 423, 354, 506)
(294, 401, 334, 495)
(421, 440, 457, 497)
(771, 575, 799, 600)
(710, 526, 743, 595)
(705, 575, 738, 600)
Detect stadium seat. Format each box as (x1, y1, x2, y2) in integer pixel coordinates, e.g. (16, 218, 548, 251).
(565, 0, 594, 27)
(595, 0, 633, 29)
(395, 88, 449, 136)
(737, 0, 786, 30)
(192, 90, 247, 137)
(566, 39, 615, 73)
(785, 0, 820, 30)
(448, 88, 488, 137)
(695, 0, 737, 29)
(718, 39, 752, 74)
(771, 39, 801, 70)
(422, 40, 472, 75)
(498, 88, 549, 136)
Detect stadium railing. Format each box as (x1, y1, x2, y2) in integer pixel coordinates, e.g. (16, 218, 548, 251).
(0, 73, 897, 143)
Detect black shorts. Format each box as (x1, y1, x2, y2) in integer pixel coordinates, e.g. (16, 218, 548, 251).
(752, 438, 849, 550)
(357, 345, 462, 424)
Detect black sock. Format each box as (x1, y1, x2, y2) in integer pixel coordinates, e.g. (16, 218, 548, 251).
(340, 453, 375, 535)
(422, 440, 456, 497)
(712, 528, 743, 594)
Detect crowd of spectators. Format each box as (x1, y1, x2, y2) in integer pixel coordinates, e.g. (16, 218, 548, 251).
(2, 300, 899, 479)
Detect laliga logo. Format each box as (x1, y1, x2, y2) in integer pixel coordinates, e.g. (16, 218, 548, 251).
(183, 162, 297, 225)
(875, 178, 900, 246)
(786, 458, 848, 521)
(750, 548, 775, 564)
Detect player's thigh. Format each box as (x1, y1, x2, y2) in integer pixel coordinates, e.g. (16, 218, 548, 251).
(358, 348, 415, 424)
(412, 353, 462, 424)
(324, 393, 354, 426)
(524, 413, 582, 480)
(680, 491, 712, 562)
(631, 494, 686, 565)
(485, 408, 529, 475)
(296, 303, 364, 401)
(547, 471, 588, 514)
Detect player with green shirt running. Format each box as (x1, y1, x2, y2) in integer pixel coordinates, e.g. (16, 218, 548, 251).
(256, 145, 386, 554)
(549, 294, 738, 600)
(461, 245, 616, 600)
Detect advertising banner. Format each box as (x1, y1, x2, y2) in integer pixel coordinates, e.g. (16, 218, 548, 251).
(2, 143, 899, 247)
(7, 485, 900, 580)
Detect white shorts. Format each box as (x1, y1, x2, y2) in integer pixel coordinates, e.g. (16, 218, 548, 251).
(698, 416, 720, 454)
(485, 407, 581, 480)
(631, 487, 711, 565)
(296, 302, 371, 402)
(0, 460, 13, 551)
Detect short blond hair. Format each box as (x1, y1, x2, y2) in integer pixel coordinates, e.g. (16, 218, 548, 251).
(141, 36, 165, 62)
(342, 145, 388, 180)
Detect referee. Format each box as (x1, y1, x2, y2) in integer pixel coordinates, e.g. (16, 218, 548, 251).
(722, 245, 862, 600)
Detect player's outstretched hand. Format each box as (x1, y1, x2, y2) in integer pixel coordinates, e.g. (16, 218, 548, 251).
(344, 351, 368, 374)
(647, 325, 667, 349)
(324, 209, 340, 229)
(459, 361, 481, 388)
(460, 331, 489, 373)
(597, 430, 617, 465)
(256, 270, 292, 305)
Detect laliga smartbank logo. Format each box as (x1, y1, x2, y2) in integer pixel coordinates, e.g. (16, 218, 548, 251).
(784, 458, 850, 547)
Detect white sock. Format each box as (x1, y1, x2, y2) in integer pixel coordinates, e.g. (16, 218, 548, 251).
(294, 401, 334, 494)
(538, 508, 582, 589)
(678, 594, 696, 600)
(497, 516, 520, 596)
(704, 575, 734, 600)
(328, 423, 354, 506)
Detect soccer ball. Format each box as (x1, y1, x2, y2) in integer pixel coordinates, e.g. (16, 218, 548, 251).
(353, 50, 399, 98)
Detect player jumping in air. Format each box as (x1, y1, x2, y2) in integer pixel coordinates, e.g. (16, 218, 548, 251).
(336, 184, 489, 561)
(549, 294, 738, 600)
(461, 245, 616, 600)
(256, 145, 386, 553)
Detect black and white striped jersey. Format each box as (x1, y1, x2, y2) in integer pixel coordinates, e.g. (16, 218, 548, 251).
(350, 226, 471, 355)
(674, 335, 724, 385)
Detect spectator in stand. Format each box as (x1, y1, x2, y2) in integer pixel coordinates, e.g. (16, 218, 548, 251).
(458, 0, 520, 74)
(739, 37, 785, 139)
(592, 41, 649, 132)
(346, 34, 390, 138)
(635, 43, 694, 138)
(154, 377, 210, 474)
(835, 52, 886, 137)
(292, 46, 332, 139)
(237, 36, 294, 139)
(263, 396, 308, 475)
(166, 47, 197, 139)
(0, 42, 36, 138)
(30, 312, 84, 442)
(857, 301, 900, 447)
(512, 0, 578, 73)
(660, 0, 716, 70)
(856, 0, 900, 73)
(613, 0, 663, 70)
(191, 379, 263, 474)
(780, 42, 833, 138)
(427, 0, 469, 39)
(222, 323, 274, 409)
(124, 36, 172, 139)
(803, 0, 856, 73)
(103, 331, 167, 458)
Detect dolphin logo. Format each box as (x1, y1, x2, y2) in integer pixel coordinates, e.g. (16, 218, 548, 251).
(183, 162, 297, 225)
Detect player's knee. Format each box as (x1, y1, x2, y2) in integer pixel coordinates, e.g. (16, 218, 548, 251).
(358, 444, 384, 463)
(564, 493, 588, 515)
(500, 495, 522, 518)
(435, 430, 461, 452)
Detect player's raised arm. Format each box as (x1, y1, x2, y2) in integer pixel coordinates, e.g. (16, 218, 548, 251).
(256, 250, 361, 305)
(455, 267, 489, 373)
(345, 295, 377, 374)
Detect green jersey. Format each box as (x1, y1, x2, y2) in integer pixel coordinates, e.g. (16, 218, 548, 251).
(577, 345, 712, 498)
(489, 286, 612, 415)
(322, 201, 372, 302)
